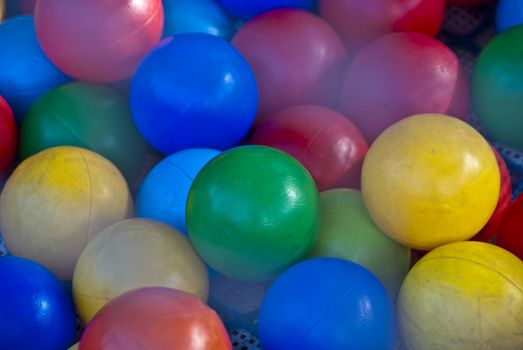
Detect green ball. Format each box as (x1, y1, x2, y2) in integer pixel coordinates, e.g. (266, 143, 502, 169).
(20, 82, 149, 183)
(187, 145, 320, 281)
(472, 24, 523, 152)
(308, 189, 411, 298)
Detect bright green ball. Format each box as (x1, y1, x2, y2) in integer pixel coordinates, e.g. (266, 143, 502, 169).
(20, 82, 149, 184)
(308, 189, 411, 298)
(187, 145, 320, 281)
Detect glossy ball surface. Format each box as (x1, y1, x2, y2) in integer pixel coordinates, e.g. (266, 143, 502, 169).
(362, 114, 500, 251)
(259, 258, 397, 350)
(187, 145, 319, 281)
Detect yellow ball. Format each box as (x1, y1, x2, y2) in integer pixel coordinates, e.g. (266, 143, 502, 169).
(0, 146, 133, 280)
(73, 218, 209, 324)
(361, 114, 499, 250)
(68, 344, 78, 350)
(398, 241, 523, 350)
(0, 0, 4, 22)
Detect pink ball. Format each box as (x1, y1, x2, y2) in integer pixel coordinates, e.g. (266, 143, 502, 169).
(232, 9, 348, 122)
(248, 105, 368, 190)
(340, 32, 469, 142)
(35, 0, 164, 83)
(319, 0, 445, 52)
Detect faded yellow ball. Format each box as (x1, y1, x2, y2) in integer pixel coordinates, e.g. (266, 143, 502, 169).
(73, 218, 209, 324)
(0, 0, 5, 22)
(362, 114, 499, 250)
(0, 146, 133, 280)
(398, 241, 523, 350)
(68, 343, 78, 350)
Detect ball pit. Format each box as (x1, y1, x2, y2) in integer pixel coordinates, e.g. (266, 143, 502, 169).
(248, 105, 368, 191)
(399, 241, 523, 349)
(0, 256, 77, 350)
(137, 148, 220, 233)
(218, 0, 315, 20)
(341, 32, 469, 142)
(0, 146, 133, 280)
(473, 24, 523, 152)
(187, 145, 319, 281)
(308, 189, 411, 298)
(0, 95, 17, 176)
(163, 0, 236, 39)
(259, 258, 397, 350)
(0, 16, 69, 121)
(79, 287, 232, 350)
(34, 0, 164, 82)
(319, 0, 445, 51)
(362, 114, 500, 251)
(20, 82, 149, 184)
(131, 33, 258, 154)
(232, 9, 348, 121)
(73, 218, 209, 324)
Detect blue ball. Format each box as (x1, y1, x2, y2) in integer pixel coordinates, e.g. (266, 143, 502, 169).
(137, 148, 221, 233)
(0, 16, 69, 122)
(163, 0, 236, 40)
(259, 258, 397, 350)
(218, 0, 316, 20)
(496, 0, 523, 33)
(130, 33, 258, 155)
(0, 256, 77, 350)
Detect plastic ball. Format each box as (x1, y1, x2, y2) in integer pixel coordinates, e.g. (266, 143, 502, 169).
(0, 16, 69, 121)
(248, 105, 368, 191)
(34, 0, 164, 82)
(69, 344, 78, 350)
(20, 82, 149, 184)
(163, 0, 236, 40)
(0, 96, 17, 176)
(319, 0, 445, 51)
(232, 9, 348, 121)
(341, 32, 469, 142)
(187, 145, 319, 281)
(473, 25, 523, 152)
(0, 0, 4, 20)
(497, 0, 523, 32)
(0, 256, 77, 350)
(308, 189, 411, 298)
(497, 192, 523, 260)
(218, 0, 315, 20)
(0, 146, 133, 280)
(362, 114, 500, 251)
(137, 148, 220, 234)
(73, 218, 209, 323)
(259, 258, 397, 350)
(79, 287, 232, 350)
(131, 33, 258, 154)
(471, 147, 512, 242)
(398, 241, 523, 349)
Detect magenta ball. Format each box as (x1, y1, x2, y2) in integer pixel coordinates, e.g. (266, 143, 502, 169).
(232, 9, 348, 123)
(340, 32, 469, 142)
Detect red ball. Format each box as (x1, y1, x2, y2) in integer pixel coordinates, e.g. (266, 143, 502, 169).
(80, 288, 231, 350)
(472, 147, 512, 242)
(340, 32, 469, 142)
(35, 0, 164, 83)
(232, 9, 348, 122)
(0, 96, 17, 177)
(248, 105, 368, 190)
(497, 193, 523, 260)
(319, 0, 445, 51)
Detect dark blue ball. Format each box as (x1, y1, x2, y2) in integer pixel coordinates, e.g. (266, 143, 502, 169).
(163, 0, 236, 40)
(137, 148, 221, 234)
(130, 33, 258, 155)
(259, 258, 397, 350)
(0, 16, 69, 122)
(497, 0, 523, 33)
(218, 0, 315, 20)
(0, 256, 77, 350)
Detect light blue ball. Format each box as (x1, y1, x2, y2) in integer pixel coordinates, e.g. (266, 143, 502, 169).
(163, 0, 236, 40)
(496, 0, 523, 33)
(137, 148, 221, 234)
(0, 16, 69, 122)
